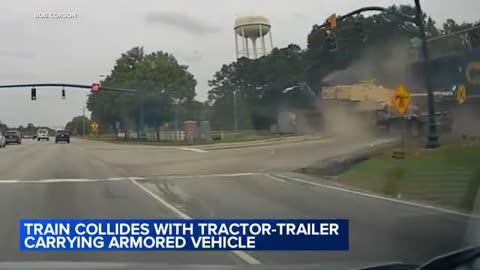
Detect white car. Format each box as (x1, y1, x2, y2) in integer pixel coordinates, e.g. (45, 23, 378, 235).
(0, 132, 5, 148)
(37, 129, 49, 141)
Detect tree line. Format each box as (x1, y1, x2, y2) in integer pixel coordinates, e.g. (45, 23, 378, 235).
(78, 4, 479, 132)
(0, 122, 56, 135)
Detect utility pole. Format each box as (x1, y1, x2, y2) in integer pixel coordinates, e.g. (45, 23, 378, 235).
(138, 91, 145, 140)
(82, 106, 86, 136)
(233, 90, 238, 132)
(414, 0, 439, 148)
(173, 98, 179, 131)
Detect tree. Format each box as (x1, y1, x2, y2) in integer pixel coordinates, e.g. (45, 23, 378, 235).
(65, 116, 91, 135)
(87, 47, 197, 138)
(87, 47, 145, 134)
(0, 122, 9, 132)
(208, 44, 306, 129)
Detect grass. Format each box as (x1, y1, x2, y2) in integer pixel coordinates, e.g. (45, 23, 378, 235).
(338, 140, 480, 211)
(218, 130, 296, 143)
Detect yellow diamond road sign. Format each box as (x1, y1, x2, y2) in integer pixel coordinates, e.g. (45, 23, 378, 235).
(392, 85, 411, 115)
(91, 121, 99, 130)
(457, 84, 466, 104)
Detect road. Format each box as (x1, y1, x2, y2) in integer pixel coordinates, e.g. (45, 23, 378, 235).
(0, 137, 474, 266)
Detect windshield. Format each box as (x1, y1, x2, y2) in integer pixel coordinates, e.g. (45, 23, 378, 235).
(0, 0, 479, 267)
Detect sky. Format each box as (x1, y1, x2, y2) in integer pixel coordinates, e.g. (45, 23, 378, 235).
(0, 0, 478, 127)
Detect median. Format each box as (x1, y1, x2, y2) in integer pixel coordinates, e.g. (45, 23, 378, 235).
(80, 131, 325, 150)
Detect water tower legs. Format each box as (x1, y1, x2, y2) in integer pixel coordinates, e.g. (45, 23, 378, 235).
(235, 33, 239, 59)
(252, 38, 258, 59)
(269, 31, 273, 49)
(259, 25, 266, 56)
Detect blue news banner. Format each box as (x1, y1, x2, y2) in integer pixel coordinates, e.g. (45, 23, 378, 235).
(20, 219, 349, 251)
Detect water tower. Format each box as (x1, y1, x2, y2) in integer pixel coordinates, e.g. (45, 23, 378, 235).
(234, 12, 273, 59)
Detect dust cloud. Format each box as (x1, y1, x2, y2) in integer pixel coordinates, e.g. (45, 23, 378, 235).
(318, 39, 412, 140)
(322, 38, 411, 87)
(320, 101, 379, 140)
(451, 104, 480, 137)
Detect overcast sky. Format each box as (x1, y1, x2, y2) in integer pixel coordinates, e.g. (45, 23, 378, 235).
(0, 0, 478, 127)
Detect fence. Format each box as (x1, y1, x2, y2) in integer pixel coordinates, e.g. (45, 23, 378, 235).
(158, 131, 185, 142)
(116, 129, 229, 143)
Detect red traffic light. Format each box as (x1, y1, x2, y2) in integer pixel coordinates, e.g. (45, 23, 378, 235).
(91, 83, 101, 93)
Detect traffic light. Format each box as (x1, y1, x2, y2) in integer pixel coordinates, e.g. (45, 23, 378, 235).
(31, 87, 36, 100)
(62, 88, 66, 99)
(326, 14, 337, 29)
(325, 14, 337, 52)
(91, 83, 101, 93)
(325, 29, 337, 52)
(355, 21, 367, 41)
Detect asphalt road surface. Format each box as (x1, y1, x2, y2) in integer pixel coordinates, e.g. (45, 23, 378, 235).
(0, 137, 475, 266)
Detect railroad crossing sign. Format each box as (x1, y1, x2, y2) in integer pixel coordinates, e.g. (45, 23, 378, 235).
(91, 121, 99, 131)
(392, 85, 411, 115)
(457, 84, 466, 104)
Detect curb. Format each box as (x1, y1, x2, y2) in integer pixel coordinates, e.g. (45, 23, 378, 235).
(296, 138, 400, 175)
(80, 135, 327, 149)
(198, 136, 328, 151)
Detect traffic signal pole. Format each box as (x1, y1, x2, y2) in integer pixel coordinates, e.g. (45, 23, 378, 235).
(319, 1, 440, 148)
(0, 82, 141, 136)
(0, 83, 138, 94)
(414, 0, 439, 148)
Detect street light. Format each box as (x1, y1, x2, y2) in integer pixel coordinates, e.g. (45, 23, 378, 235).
(82, 106, 86, 136)
(283, 82, 319, 101)
(172, 98, 181, 131)
(282, 86, 299, 94)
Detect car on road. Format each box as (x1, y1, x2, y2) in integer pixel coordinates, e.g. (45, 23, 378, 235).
(4, 130, 21, 145)
(37, 129, 49, 141)
(55, 130, 70, 143)
(0, 132, 5, 148)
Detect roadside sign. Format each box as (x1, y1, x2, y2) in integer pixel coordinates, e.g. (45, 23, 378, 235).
(392, 85, 411, 115)
(91, 121, 99, 131)
(457, 84, 466, 104)
(392, 149, 405, 159)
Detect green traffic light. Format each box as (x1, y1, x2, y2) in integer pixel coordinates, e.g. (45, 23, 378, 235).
(31, 88, 37, 100)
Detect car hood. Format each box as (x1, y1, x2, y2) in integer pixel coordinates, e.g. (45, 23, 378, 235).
(0, 261, 413, 270)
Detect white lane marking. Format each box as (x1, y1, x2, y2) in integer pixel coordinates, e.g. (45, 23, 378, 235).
(273, 174, 479, 219)
(264, 174, 289, 184)
(0, 173, 265, 184)
(129, 177, 262, 265)
(154, 172, 262, 179)
(139, 146, 208, 153)
(0, 179, 101, 184)
(176, 147, 209, 153)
